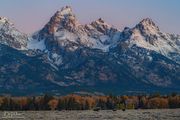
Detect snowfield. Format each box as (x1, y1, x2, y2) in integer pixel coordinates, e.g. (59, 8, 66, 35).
(0, 109, 180, 120)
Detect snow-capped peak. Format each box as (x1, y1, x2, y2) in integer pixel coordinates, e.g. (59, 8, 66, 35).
(41, 6, 79, 34)
(0, 17, 27, 50)
(135, 18, 159, 35)
(93, 18, 111, 28)
(58, 6, 73, 16)
(90, 18, 112, 34)
(0, 17, 9, 23)
(140, 18, 156, 26)
(0, 17, 13, 26)
(123, 18, 180, 63)
(29, 6, 179, 64)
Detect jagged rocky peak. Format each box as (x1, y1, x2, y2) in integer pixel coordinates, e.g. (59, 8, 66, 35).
(58, 6, 73, 16)
(135, 18, 160, 34)
(123, 18, 180, 62)
(0, 17, 9, 23)
(0, 16, 27, 50)
(120, 27, 132, 40)
(44, 6, 79, 34)
(0, 17, 14, 27)
(0, 17, 9, 22)
(128, 18, 161, 44)
(93, 18, 107, 25)
(88, 18, 118, 36)
(91, 18, 111, 30)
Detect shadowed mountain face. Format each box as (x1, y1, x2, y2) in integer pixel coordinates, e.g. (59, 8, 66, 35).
(0, 6, 180, 95)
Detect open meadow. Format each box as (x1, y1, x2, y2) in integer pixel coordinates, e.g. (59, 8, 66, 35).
(0, 109, 180, 120)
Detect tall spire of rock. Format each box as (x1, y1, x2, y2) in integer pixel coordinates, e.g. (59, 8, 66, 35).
(44, 6, 79, 34)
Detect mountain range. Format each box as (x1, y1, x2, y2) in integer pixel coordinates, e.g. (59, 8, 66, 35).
(0, 6, 180, 95)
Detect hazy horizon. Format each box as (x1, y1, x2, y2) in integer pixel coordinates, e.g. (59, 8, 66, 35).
(0, 0, 180, 34)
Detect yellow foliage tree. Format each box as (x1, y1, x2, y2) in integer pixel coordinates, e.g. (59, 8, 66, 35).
(48, 99, 58, 110)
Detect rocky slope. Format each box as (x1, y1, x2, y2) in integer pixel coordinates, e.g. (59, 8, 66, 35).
(121, 18, 180, 63)
(0, 17, 28, 50)
(0, 6, 179, 95)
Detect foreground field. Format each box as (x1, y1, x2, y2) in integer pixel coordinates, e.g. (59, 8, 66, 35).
(0, 109, 180, 120)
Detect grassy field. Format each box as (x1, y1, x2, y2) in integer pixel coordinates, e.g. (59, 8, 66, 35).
(0, 109, 180, 120)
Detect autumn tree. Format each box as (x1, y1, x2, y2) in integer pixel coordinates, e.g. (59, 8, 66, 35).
(17, 97, 28, 110)
(0, 94, 179, 110)
(148, 97, 168, 109)
(138, 96, 148, 109)
(84, 97, 96, 109)
(0, 97, 3, 109)
(48, 99, 58, 110)
(168, 96, 180, 108)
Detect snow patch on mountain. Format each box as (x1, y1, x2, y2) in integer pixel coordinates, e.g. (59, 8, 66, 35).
(27, 38, 46, 51)
(51, 53, 63, 66)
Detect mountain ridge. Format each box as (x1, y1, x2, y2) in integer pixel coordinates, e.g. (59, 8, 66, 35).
(0, 6, 180, 95)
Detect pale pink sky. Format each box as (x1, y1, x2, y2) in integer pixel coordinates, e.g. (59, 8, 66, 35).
(0, 0, 180, 34)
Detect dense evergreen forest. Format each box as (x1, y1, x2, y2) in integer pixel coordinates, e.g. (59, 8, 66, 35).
(0, 93, 179, 111)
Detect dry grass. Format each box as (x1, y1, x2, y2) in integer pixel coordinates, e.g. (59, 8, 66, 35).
(0, 109, 180, 120)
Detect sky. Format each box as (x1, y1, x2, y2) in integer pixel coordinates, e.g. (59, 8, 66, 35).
(0, 0, 180, 34)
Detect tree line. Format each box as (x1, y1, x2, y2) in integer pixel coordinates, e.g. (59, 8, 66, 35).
(0, 93, 179, 111)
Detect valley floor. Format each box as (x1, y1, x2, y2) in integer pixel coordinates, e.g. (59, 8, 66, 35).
(0, 109, 180, 120)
